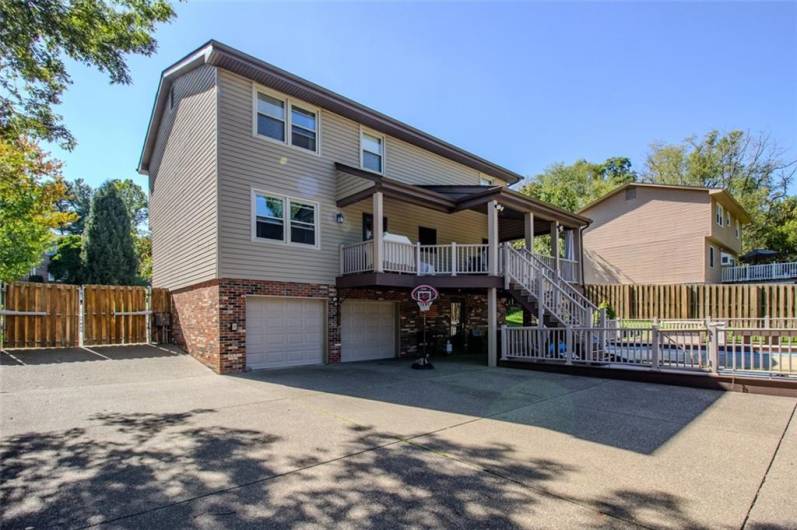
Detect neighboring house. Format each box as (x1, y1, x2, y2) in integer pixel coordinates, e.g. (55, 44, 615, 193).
(137, 40, 591, 374)
(579, 183, 752, 285)
(26, 251, 53, 282)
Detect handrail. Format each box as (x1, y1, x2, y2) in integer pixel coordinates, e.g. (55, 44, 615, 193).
(523, 249, 596, 311)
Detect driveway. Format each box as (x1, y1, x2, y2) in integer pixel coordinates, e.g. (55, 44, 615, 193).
(1, 346, 795, 529)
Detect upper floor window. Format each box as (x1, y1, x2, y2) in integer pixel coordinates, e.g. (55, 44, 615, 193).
(721, 252, 735, 267)
(254, 88, 319, 154)
(715, 204, 724, 226)
(725, 211, 731, 227)
(480, 175, 495, 186)
(252, 190, 319, 248)
(735, 220, 741, 239)
(361, 130, 384, 173)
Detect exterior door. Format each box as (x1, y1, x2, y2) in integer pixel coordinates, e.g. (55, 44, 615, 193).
(341, 300, 396, 362)
(246, 297, 325, 370)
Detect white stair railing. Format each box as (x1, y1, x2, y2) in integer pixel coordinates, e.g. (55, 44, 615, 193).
(523, 248, 597, 316)
(504, 246, 594, 328)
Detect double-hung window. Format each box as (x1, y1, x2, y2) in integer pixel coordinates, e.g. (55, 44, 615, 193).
(361, 130, 384, 173)
(254, 88, 319, 153)
(716, 204, 724, 226)
(253, 190, 319, 248)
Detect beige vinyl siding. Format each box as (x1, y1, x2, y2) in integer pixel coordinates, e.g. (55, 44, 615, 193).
(217, 69, 492, 284)
(149, 65, 218, 290)
(341, 198, 487, 246)
(582, 187, 711, 284)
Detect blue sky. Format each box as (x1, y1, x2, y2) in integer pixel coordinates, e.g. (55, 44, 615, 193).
(51, 1, 797, 194)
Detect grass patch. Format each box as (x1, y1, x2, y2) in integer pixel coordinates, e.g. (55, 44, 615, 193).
(506, 308, 523, 327)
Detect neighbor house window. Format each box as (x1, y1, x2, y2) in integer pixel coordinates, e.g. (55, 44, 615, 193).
(361, 130, 384, 173)
(716, 204, 724, 226)
(709, 246, 715, 268)
(721, 252, 735, 267)
(254, 88, 320, 153)
(725, 211, 731, 227)
(736, 221, 741, 239)
(252, 190, 319, 248)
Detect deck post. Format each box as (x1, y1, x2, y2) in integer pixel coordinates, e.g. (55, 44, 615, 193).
(339, 244, 345, 275)
(373, 191, 384, 273)
(500, 325, 507, 360)
(708, 323, 719, 373)
(488, 200, 499, 276)
(451, 242, 457, 276)
(415, 242, 421, 275)
(488, 287, 497, 367)
(550, 221, 560, 276)
(524, 212, 534, 250)
(651, 324, 660, 370)
(537, 274, 544, 327)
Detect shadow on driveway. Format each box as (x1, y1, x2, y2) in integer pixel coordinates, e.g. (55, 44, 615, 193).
(1, 344, 183, 366)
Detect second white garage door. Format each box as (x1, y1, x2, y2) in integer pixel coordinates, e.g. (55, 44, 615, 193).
(342, 300, 396, 362)
(246, 297, 325, 370)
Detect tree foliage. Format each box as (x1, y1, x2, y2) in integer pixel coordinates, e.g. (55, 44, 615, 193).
(48, 233, 84, 283)
(520, 156, 637, 212)
(0, 0, 176, 148)
(643, 130, 797, 258)
(82, 182, 137, 284)
(0, 138, 74, 282)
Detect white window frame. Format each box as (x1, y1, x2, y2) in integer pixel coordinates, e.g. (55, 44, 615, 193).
(252, 84, 321, 156)
(720, 252, 735, 267)
(479, 174, 495, 186)
(359, 126, 385, 175)
(250, 188, 321, 250)
(716, 203, 724, 226)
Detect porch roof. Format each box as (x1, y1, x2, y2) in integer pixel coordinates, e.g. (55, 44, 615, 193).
(335, 163, 591, 230)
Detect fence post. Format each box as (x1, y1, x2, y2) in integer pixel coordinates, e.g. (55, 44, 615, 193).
(146, 287, 152, 345)
(0, 281, 5, 350)
(451, 242, 457, 277)
(565, 328, 573, 365)
(708, 323, 719, 373)
(78, 285, 85, 348)
(501, 325, 507, 360)
(651, 324, 660, 370)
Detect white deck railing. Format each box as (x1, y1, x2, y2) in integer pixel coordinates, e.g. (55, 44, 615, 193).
(722, 261, 797, 283)
(342, 241, 491, 276)
(531, 252, 579, 283)
(502, 324, 797, 377)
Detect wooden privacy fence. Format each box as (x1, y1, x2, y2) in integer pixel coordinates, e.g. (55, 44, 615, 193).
(1, 282, 171, 349)
(585, 283, 796, 321)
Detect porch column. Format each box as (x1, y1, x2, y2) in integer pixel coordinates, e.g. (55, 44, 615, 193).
(550, 221, 560, 274)
(373, 191, 384, 273)
(573, 228, 583, 283)
(524, 212, 534, 251)
(488, 200, 499, 275)
(487, 287, 497, 367)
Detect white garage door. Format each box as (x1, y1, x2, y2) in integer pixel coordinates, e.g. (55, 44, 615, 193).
(246, 297, 324, 370)
(342, 300, 396, 362)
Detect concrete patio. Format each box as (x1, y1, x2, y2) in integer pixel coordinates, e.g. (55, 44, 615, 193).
(1, 345, 795, 529)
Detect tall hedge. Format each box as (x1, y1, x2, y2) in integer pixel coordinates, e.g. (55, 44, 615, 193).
(82, 183, 137, 284)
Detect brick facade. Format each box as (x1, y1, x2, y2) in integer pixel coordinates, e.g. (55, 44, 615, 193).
(171, 279, 508, 374)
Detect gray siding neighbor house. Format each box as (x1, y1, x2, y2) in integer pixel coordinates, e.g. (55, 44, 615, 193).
(139, 40, 591, 374)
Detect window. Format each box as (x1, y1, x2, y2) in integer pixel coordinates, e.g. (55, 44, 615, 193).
(725, 211, 731, 227)
(362, 213, 388, 241)
(716, 204, 724, 226)
(254, 88, 320, 153)
(709, 246, 715, 268)
(480, 175, 495, 186)
(252, 190, 319, 248)
(256, 93, 286, 142)
(721, 252, 735, 267)
(290, 105, 317, 151)
(736, 220, 741, 239)
(361, 130, 384, 173)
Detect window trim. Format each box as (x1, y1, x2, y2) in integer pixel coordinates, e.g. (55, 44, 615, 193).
(250, 188, 321, 250)
(359, 125, 385, 175)
(252, 84, 321, 156)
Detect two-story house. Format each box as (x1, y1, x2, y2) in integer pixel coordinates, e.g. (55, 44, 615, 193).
(579, 183, 751, 284)
(138, 41, 592, 373)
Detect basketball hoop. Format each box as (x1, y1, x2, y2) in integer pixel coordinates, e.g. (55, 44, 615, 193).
(411, 284, 438, 312)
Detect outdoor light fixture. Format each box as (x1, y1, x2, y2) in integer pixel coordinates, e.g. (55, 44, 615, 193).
(495, 203, 505, 213)
(335, 212, 345, 224)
